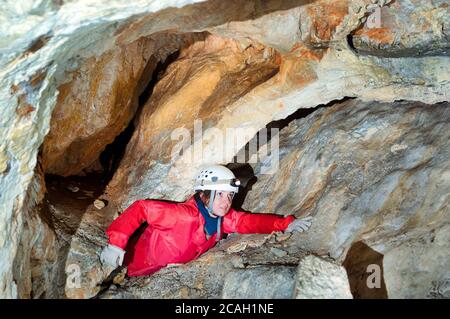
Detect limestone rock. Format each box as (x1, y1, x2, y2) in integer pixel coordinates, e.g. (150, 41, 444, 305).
(93, 199, 106, 210)
(294, 255, 352, 299)
(12, 165, 59, 298)
(64, 202, 116, 299)
(352, 0, 450, 57)
(41, 32, 206, 176)
(383, 223, 450, 298)
(0, 0, 309, 298)
(105, 33, 280, 207)
(106, 0, 449, 210)
(243, 99, 449, 262)
(270, 247, 288, 258)
(221, 266, 296, 299)
(97, 232, 307, 299)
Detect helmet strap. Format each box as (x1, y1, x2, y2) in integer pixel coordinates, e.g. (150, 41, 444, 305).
(216, 216, 222, 242)
(207, 190, 223, 242)
(207, 190, 216, 217)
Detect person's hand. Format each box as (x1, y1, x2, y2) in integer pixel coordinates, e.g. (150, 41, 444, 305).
(100, 244, 125, 267)
(286, 216, 312, 233)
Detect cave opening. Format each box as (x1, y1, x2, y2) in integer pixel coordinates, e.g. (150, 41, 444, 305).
(343, 241, 388, 299)
(40, 47, 183, 232)
(99, 49, 181, 185)
(29, 46, 184, 298)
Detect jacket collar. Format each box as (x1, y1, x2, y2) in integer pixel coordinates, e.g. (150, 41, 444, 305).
(183, 195, 218, 244)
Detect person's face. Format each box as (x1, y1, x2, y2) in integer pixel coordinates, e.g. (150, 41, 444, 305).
(201, 191, 234, 217)
(212, 191, 234, 216)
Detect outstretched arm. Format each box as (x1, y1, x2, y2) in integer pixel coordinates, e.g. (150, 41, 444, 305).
(222, 209, 296, 234)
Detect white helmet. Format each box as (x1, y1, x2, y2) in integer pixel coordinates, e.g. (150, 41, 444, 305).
(194, 165, 240, 193)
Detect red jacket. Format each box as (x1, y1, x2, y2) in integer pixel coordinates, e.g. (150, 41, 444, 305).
(106, 196, 295, 277)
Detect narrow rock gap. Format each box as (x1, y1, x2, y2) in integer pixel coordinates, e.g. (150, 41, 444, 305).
(346, 33, 357, 53)
(42, 46, 182, 215)
(229, 97, 356, 211)
(34, 46, 185, 298)
(92, 266, 127, 299)
(99, 49, 181, 185)
(343, 241, 388, 299)
(138, 50, 180, 108)
(21, 33, 53, 57)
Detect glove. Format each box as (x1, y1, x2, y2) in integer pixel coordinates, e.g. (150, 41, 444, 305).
(100, 244, 125, 268)
(285, 216, 312, 233)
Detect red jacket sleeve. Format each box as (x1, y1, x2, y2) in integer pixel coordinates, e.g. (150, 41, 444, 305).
(106, 200, 177, 249)
(222, 209, 295, 234)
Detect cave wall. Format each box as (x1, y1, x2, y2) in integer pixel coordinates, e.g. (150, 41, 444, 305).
(0, 0, 313, 298)
(106, 0, 449, 209)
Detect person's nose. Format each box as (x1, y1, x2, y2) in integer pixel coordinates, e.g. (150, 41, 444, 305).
(218, 195, 231, 206)
(225, 194, 233, 204)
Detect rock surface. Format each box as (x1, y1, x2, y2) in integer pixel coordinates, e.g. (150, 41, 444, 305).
(93, 99, 449, 299)
(242, 99, 449, 298)
(222, 266, 296, 299)
(12, 164, 59, 298)
(41, 32, 206, 176)
(294, 255, 352, 299)
(383, 223, 450, 298)
(242, 99, 449, 264)
(106, 0, 449, 209)
(97, 232, 307, 299)
(352, 0, 449, 57)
